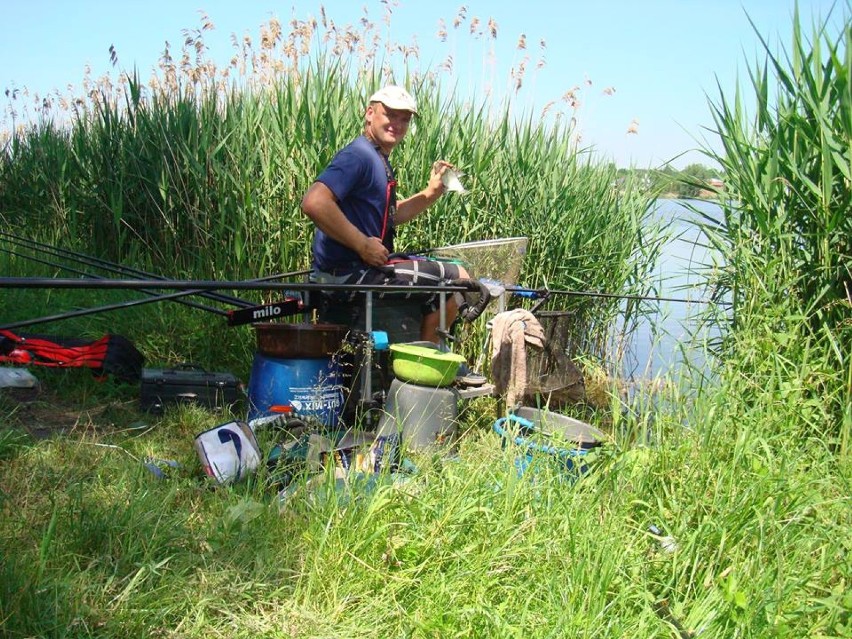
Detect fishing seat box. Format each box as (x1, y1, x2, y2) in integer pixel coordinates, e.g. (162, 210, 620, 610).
(140, 364, 241, 414)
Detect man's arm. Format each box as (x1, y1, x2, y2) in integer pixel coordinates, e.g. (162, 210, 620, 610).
(301, 182, 388, 266)
(395, 161, 449, 224)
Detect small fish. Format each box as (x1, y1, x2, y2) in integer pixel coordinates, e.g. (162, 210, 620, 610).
(441, 168, 468, 194)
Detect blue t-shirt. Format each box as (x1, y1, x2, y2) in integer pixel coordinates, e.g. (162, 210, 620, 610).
(312, 135, 396, 272)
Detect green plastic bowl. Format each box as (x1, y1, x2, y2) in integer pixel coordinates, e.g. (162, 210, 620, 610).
(389, 343, 466, 387)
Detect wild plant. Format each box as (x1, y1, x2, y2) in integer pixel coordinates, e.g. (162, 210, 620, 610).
(700, 6, 851, 446)
(0, 4, 660, 368)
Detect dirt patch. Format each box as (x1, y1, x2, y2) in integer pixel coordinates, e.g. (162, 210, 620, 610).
(0, 386, 139, 440)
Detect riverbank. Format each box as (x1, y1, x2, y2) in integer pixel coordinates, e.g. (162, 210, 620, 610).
(2, 293, 846, 637)
(661, 190, 721, 201)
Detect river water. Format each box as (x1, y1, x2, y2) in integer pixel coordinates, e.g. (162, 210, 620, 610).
(623, 198, 724, 380)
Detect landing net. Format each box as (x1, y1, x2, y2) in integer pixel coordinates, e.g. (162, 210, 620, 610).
(424, 237, 528, 287)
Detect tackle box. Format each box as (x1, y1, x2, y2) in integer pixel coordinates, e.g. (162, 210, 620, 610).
(140, 364, 241, 414)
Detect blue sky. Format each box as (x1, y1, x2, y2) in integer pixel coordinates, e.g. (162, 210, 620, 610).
(0, 0, 843, 169)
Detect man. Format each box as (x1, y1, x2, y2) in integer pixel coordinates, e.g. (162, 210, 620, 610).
(301, 85, 468, 343)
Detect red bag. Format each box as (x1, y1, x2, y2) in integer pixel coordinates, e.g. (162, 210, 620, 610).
(0, 330, 144, 383)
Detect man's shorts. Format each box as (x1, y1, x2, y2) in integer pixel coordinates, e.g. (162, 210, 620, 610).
(312, 258, 464, 315)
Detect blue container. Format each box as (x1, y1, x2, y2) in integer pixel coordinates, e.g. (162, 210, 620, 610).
(247, 352, 344, 429)
(493, 408, 604, 478)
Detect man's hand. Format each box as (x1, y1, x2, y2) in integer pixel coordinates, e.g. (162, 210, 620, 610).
(428, 160, 453, 198)
(358, 236, 390, 267)
(303, 182, 389, 266)
(396, 160, 456, 223)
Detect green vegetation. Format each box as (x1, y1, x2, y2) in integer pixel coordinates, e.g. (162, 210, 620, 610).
(654, 163, 722, 199)
(701, 2, 851, 448)
(1, 3, 850, 638)
(0, 11, 659, 368)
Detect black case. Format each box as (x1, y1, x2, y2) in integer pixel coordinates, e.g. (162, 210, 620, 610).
(140, 364, 241, 414)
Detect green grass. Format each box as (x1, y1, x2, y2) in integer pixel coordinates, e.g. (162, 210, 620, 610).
(0, 371, 849, 637)
(699, 2, 851, 449)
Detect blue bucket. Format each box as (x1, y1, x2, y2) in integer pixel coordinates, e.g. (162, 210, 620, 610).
(247, 352, 344, 429)
(493, 407, 604, 478)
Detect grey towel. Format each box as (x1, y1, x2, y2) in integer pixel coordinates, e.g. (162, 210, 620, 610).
(489, 309, 545, 407)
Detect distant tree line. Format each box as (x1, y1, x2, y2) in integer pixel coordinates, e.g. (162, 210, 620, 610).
(616, 163, 723, 199)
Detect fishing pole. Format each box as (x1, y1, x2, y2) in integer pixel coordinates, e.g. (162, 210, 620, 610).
(0, 278, 474, 294)
(0, 244, 227, 317)
(2, 232, 315, 318)
(393, 243, 726, 306)
(0, 276, 727, 305)
(0, 288, 230, 331)
(0, 230, 252, 308)
(0, 271, 314, 331)
(0, 277, 492, 331)
(6, 234, 720, 307)
(505, 285, 731, 307)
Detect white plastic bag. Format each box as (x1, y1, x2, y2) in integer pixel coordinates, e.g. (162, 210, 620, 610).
(0, 367, 38, 389)
(194, 420, 261, 484)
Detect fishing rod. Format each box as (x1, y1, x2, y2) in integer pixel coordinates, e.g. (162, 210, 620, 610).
(0, 271, 314, 331)
(0, 278, 476, 294)
(0, 288, 230, 331)
(0, 278, 492, 330)
(4, 233, 722, 307)
(505, 285, 731, 307)
(0, 230, 252, 309)
(0, 244, 227, 317)
(0, 276, 727, 305)
(2, 232, 315, 320)
(394, 243, 725, 307)
(1, 241, 312, 312)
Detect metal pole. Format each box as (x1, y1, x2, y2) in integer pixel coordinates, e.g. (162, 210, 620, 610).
(439, 292, 447, 348)
(363, 292, 373, 404)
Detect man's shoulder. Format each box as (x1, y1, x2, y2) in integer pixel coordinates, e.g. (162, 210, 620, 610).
(338, 135, 371, 154)
(326, 136, 384, 176)
(324, 136, 369, 170)
(317, 136, 378, 195)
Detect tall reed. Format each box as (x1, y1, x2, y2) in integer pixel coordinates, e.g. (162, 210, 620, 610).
(0, 5, 660, 366)
(700, 5, 851, 446)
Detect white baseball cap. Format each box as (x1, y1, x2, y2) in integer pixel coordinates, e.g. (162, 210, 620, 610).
(368, 85, 418, 115)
